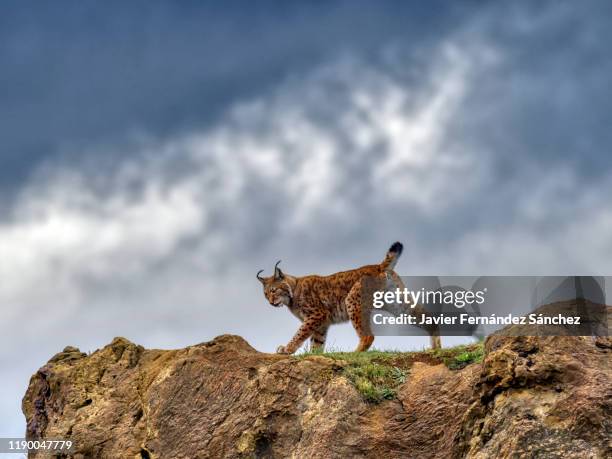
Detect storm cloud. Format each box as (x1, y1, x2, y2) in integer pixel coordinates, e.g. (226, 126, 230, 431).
(1, 1, 611, 436)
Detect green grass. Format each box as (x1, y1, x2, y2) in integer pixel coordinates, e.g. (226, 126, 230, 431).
(297, 348, 402, 364)
(343, 362, 407, 403)
(424, 343, 484, 370)
(296, 342, 484, 403)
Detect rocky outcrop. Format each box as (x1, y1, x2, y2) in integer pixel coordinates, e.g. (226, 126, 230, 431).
(23, 334, 611, 458)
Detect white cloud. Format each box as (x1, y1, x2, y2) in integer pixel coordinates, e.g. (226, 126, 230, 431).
(0, 176, 203, 314)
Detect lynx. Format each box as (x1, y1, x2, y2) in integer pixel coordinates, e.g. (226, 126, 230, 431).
(257, 242, 442, 354)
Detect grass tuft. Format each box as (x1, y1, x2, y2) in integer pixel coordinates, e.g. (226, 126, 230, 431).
(295, 342, 484, 403)
(342, 362, 407, 403)
(425, 344, 484, 370)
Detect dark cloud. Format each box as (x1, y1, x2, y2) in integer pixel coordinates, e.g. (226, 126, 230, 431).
(0, 0, 469, 191)
(456, 1, 612, 174)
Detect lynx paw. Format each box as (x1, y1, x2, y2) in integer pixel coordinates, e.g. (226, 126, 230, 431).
(276, 345, 290, 354)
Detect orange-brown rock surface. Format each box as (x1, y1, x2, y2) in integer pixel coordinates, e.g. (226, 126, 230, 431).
(23, 334, 611, 458)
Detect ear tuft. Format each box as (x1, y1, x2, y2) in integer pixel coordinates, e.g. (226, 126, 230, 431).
(274, 260, 284, 279)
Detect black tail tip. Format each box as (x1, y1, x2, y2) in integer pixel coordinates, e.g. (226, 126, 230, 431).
(389, 241, 403, 255)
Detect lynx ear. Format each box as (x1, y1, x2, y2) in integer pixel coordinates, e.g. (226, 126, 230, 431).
(256, 269, 265, 284)
(274, 260, 284, 280)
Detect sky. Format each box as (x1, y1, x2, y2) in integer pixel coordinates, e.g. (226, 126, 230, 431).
(1, 0, 612, 437)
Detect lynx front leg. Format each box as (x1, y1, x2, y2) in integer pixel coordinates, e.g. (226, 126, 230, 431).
(277, 316, 326, 354)
(345, 281, 375, 352)
(310, 324, 329, 352)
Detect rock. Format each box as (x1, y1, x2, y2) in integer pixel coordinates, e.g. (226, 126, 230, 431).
(456, 335, 612, 458)
(22, 334, 611, 458)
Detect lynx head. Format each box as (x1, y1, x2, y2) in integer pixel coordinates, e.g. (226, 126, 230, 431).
(257, 260, 293, 307)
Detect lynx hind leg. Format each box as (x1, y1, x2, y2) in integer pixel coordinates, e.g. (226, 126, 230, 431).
(392, 272, 442, 350)
(430, 332, 442, 350)
(345, 281, 375, 352)
(357, 335, 375, 352)
(310, 324, 329, 352)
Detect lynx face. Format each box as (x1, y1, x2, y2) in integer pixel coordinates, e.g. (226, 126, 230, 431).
(262, 278, 291, 307)
(257, 261, 293, 307)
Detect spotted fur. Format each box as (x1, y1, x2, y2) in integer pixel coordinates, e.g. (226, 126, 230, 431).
(257, 242, 442, 354)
